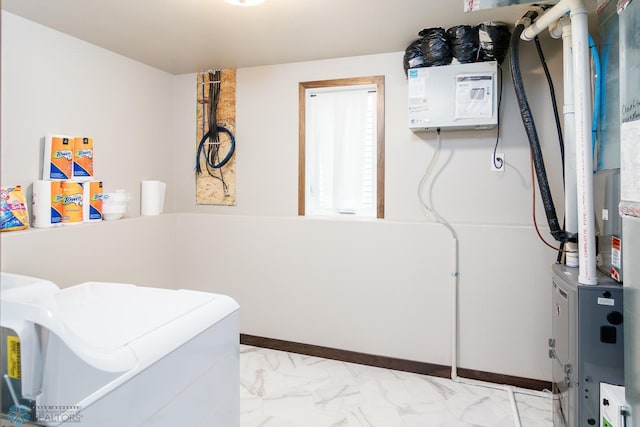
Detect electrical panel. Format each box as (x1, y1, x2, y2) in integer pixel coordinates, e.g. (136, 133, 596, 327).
(408, 61, 498, 131)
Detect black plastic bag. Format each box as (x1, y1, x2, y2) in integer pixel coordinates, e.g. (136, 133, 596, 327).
(403, 39, 427, 75)
(478, 22, 511, 64)
(419, 27, 452, 67)
(447, 25, 480, 63)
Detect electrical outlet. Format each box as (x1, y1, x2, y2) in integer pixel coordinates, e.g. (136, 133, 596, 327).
(491, 153, 505, 172)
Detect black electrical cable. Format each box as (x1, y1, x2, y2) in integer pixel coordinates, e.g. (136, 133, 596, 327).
(557, 241, 565, 263)
(207, 71, 222, 169)
(492, 66, 504, 170)
(209, 71, 228, 190)
(509, 16, 576, 244)
(196, 125, 236, 170)
(528, 149, 570, 252)
(534, 35, 568, 261)
(534, 36, 565, 180)
(195, 70, 236, 192)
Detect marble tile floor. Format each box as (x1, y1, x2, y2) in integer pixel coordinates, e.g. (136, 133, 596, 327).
(240, 345, 553, 427)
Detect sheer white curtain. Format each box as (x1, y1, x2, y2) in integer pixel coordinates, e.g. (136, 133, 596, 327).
(306, 86, 375, 216)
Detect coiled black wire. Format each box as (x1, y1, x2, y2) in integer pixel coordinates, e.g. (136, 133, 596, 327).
(196, 125, 236, 170)
(195, 71, 236, 191)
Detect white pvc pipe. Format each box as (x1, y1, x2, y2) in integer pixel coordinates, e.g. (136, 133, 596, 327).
(419, 135, 550, 427)
(523, 0, 597, 284)
(445, 234, 525, 427)
(552, 17, 580, 268)
(450, 236, 459, 380)
(570, 5, 598, 284)
(521, 0, 576, 41)
(507, 386, 522, 426)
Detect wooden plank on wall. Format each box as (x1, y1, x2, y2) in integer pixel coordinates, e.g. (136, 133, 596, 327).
(196, 69, 237, 205)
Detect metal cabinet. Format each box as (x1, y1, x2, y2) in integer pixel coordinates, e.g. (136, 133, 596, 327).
(551, 264, 625, 426)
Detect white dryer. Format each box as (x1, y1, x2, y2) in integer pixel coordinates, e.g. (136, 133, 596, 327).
(0, 273, 239, 426)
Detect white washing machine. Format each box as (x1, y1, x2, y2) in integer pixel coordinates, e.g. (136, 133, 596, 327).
(0, 273, 239, 426)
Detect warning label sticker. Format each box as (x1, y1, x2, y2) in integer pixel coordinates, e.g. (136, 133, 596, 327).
(7, 335, 21, 379)
(611, 237, 622, 269)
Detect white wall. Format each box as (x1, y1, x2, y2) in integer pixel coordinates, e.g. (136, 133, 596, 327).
(1, 215, 178, 289)
(172, 45, 564, 381)
(2, 10, 566, 382)
(0, 12, 179, 284)
(1, 11, 178, 287)
(0, 11, 176, 213)
(173, 49, 565, 222)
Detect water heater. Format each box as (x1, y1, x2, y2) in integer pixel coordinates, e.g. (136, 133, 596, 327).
(408, 61, 499, 131)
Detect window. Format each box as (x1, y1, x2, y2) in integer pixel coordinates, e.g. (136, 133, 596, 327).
(298, 76, 385, 218)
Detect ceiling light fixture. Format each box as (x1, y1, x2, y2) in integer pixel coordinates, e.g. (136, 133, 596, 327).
(225, 0, 265, 6)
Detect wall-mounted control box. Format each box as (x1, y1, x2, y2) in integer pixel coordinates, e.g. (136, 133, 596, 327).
(408, 61, 498, 131)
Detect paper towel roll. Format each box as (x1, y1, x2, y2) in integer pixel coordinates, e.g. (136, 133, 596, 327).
(32, 180, 63, 228)
(83, 180, 103, 222)
(73, 137, 94, 178)
(42, 135, 74, 180)
(61, 181, 84, 225)
(140, 180, 166, 216)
